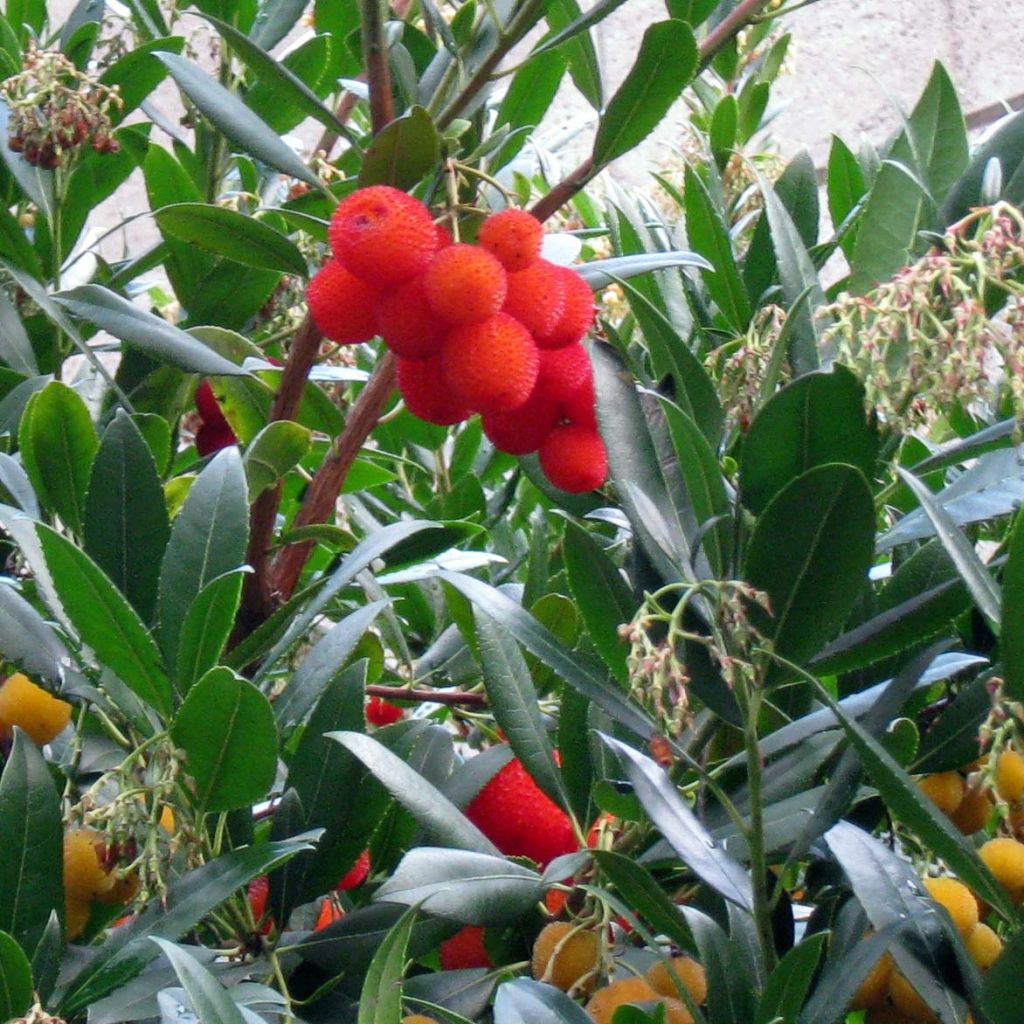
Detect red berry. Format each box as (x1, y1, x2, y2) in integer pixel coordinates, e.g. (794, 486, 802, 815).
(314, 898, 344, 931)
(435, 223, 454, 249)
(328, 185, 437, 286)
(376, 276, 447, 360)
(539, 424, 607, 493)
(442, 313, 539, 415)
(482, 388, 560, 455)
(366, 696, 405, 726)
(478, 209, 544, 271)
(535, 343, 591, 405)
(502, 259, 567, 337)
(424, 244, 508, 325)
(397, 354, 472, 426)
(195, 380, 226, 426)
(440, 926, 493, 970)
(306, 260, 382, 344)
(464, 753, 577, 867)
(562, 373, 597, 430)
(335, 849, 371, 891)
(247, 875, 274, 935)
(195, 420, 237, 456)
(535, 266, 594, 349)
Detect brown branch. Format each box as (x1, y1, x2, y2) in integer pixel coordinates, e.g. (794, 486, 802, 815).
(529, 157, 596, 223)
(362, 0, 395, 133)
(368, 684, 487, 706)
(697, 0, 775, 67)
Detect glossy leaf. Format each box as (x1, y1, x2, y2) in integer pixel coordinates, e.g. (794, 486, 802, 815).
(575, 249, 712, 289)
(357, 905, 416, 1024)
(170, 668, 278, 813)
(242, 420, 311, 500)
(980, 926, 1024, 1024)
(543, 0, 601, 108)
(494, 979, 593, 1024)
(0, 930, 33, 1021)
(0, 582, 75, 687)
(827, 134, 867, 257)
(944, 107, 1024, 223)
(1003, 510, 1024, 700)
(0, 288, 38, 376)
(755, 931, 826, 1024)
(175, 570, 247, 692)
(359, 105, 441, 190)
(0, 454, 37, 518)
(492, 50, 566, 167)
(152, 939, 248, 1024)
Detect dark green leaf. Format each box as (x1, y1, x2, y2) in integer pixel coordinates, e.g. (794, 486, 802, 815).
(679, 905, 757, 1024)
(1001, 509, 1024, 700)
(827, 135, 867, 258)
(755, 932, 826, 1024)
(359, 106, 441, 190)
(151, 939, 248, 1024)
(709, 94, 738, 169)
(980, 925, 1024, 1024)
(175, 570, 247, 692)
(0, 100, 54, 216)
(155, 203, 307, 277)
(243, 420, 311, 499)
(944, 107, 1024, 223)
(0, 289, 38, 376)
(99, 38, 184, 120)
(170, 668, 278, 813)
(0, 582, 76, 687)
(358, 905, 417, 1024)
(0, 930, 33, 1020)
(492, 50, 566, 168)
(592, 21, 697, 167)
(543, 0, 601, 108)
(493, 978, 593, 1024)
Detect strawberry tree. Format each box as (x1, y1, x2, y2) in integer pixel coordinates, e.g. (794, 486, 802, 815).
(0, 1, 1023, 1024)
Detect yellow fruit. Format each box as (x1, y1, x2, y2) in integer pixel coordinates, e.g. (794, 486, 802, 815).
(159, 806, 176, 832)
(980, 837, 1024, 894)
(950, 785, 993, 835)
(531, 922, 601, 994)
(63, 828, 115, 902)
(966, 923, 1003, 971)
(96, 869, 140, 907)
(65, 896, 91, 940)
(645, 957, 708, 1004)
(850, 951, 893, 1010)
(659, 999, 695, 1024)
(864, 1005, 923, 1023)
(917, 772, 965, 817)
(923, 876, 978, 936)
(586, 977, 659, 1024)
(887, 970, 939, 1024)
(0, 673, 72, 745)
(996, 750, 1024, 804)
(401, 1017, 440, 1024)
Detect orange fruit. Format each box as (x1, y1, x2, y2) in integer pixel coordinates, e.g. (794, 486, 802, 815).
(585, 977, 660, 1024)
(481, 388, 560, 455)
(646, 956, 708, 1004)
(923, 876, 978, 936)
(502, 259, 567, 336)
(966, 922, 1002, 970)
(849, 951, 893, 1010)
(424, 244, 508, 325)
(376, 275, 448, 360)
(917, 772, 965, 817)
(535, 266, 594, 349)
(979, 837, 1024, 893)
(996, 750, 1024, 804)
(64, 828, 115, 902)
(531, 921, 601, 993)
(0, 673, 72, 745)
(950, 784, 993, 835)
(478, 209, 544, 271)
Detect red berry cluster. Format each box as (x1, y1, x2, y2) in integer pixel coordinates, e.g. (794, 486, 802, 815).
(306, 186, 608, 494)
(194, 380, 238, 456)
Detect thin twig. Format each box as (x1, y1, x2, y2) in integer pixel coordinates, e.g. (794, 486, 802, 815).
(697, 0, 775, 69)
(368, 684, 488, 706)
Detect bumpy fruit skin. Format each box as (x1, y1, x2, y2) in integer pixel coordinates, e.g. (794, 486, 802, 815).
(531, 922, 601, 993)
(335, 849, 371, 890)
(535, 344, 592, 405)
(439, 926, 492, 970)
(918, 771, 966, 816)
(377, 276, 448, 360)
(307, 259, 382, 344)
(923, 876, 978, 936)
(997, 750, 1024, 803)
(65, 897, 92, 941)
(503, 260, 566, 336)
(315, 898, 344, 931)
(397, 355, 472, 426)
(0, 673, 72, 745)
(966, 922, 1003, 970)
(328, 185, 437, 286)
(464, 753, 577, 867)
(366, 696, 404, 726)
(849, 951, 893, 1010)
(425, 244, 508, 324)
(64, 828, 115, 902)
(585, 978, 660, 1024)
(248, 875, 275, 935)
(659, 1001, 696, 1024)
(442, 314, 539, 415)
(478, 209, 544, 271)
(980, 837, 1024, 894)
(563, 372, 597, 429)
(645, 957, 708, 1003)
(950, 784, 993, 835)
(539, 424, 608, 493)
(887, 970, 938, 1023)
(481, 389, 560, 455)
(536, 266, 594, 349)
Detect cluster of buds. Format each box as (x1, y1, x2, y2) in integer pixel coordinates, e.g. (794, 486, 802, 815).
(978, 676, 1024, 760)
(2, 42, 122, 168)
(821, 202, 1024, 434)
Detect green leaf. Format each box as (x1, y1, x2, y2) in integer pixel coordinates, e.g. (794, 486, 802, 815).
(26, 521, 173, 718)
(157, 448, 249, 668)
(827, 134, 867, 258)
(0, 732, 62, 953)
(1003, 510, 1024, 701)
(0, 583, 75, 687)
(471, 608, 568, 810)
(170, 668, 278, 813)
(54, 285, 247, 375)
(980, 926, 1024, 1023)
(755, 932, 826, 1024)
(944, 108, 1024, 224)
(175, 570, 247, 692)
(19, 380, 97, 535)
(739, 365, 878, 515)
(99, 37, 184, 120)
(0, 99, 54, 217)
(743, 464, 875, 673)
(709, 93, 738, 169)
(0, 288, 38, 376)
(155, 203, 307, 277)
(326, 732, 499, 855)
(0, 930, 33, 1021)
(242, 420, 312, 500)
(492, 50, 566, 168)
(373, 848, 543, 925)
(592, 20, 697, 167)
(682, 165, 751, 330)
(679, 904, 757, 1024)
(84, 410, 170, 623)
(155, 53, 319, 186)
(358, 905, 417, 1024)
(494, 978, 593, 1024)
(895, 466, 1002, 634)
(562, 521, 635, 685)
(359, 106, 441, 190)
(543, 0, 601, 108)
(151, 939, 248, 1024)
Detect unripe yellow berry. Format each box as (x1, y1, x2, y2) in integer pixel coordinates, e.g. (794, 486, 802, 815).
(645, 957, 707, 1004)
(923, 876, 978, 936)
(586, 977, 659, 1024)
(65, 896, 91, 940)
(966, 923, 1003, 971)
(950, 785, 993, 835)
(996, 750, 1024, 804)
(401, 1017, 441, 1024)
(887, 970, 939, 1023)
(64, 828, 115, 902)
(531, 921, 601, 994)
(850, 950, 892, 1010)
(917, 772, 965, 816)
(0, 673, 72, 745)
(980, 837, 1024, 894)
(659, 999, 695, 1024)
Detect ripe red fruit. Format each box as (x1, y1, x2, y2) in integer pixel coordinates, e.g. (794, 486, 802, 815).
(314, 898, 344, 931)
(477, 209, 544, 271)
(539, 424, 608, 493)
(465, 753, 577, 867)
(442, 314, 539, 414)
(366, 696, 404, 726)
(328, 185, 438, 286)
(482, 388, 560, 455)
(562, 373, 597, 429)
(502, 260, 567, 337)
(440, 926, 493, 970)
(424, 244, 508, 325)
(535, 344, 591, 405)
(247, 876, 274, 935)
(195, 420, 237, 456)
(195, 380, 225, 426)
(335, 849, 371, 890)
(397, 354, 472, 426)
(376, 276, 447, 360)
(306, 259, 382, 344)
(435, 223, 454, 249)
(536, 266, 595, 349)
